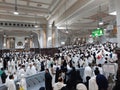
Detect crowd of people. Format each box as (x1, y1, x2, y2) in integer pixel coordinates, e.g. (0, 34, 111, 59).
(0, 42, 118, 90)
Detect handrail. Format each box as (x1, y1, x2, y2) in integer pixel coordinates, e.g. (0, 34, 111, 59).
(0, 71, 45, 90)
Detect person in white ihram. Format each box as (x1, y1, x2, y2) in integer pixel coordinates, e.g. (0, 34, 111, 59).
(19, 74, 27, 90)
(53, 77, 66, 90)
(6, 74, 16, 90)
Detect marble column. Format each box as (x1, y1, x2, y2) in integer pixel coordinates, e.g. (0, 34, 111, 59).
(30, 35, 33, 48)
(35, 30, 41, 48)
(47, 24, 52, 48)
(55, 27, 60, 47)
(43, 25, 47, 48)
(52, 26, 59, 47)
(52, 26, 55, 47)
(39, 29, 43, 48)
(6, 38, 10, 49)
(115, 0, 120, 47)
(114, 0, 120, 89)
(38, 25, 47, 48)
(3, 34, 6, 49)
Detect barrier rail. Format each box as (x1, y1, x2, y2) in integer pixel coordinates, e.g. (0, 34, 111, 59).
(0, 68, 84, 90)
(0, 71, 45, 90)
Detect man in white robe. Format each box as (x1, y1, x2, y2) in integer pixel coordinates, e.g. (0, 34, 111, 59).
(89, 75, 98, 90)
(18, 65, 26, 79)
(8, 60, 12, 74)
(89, 68, 99, 90)
(112, 52, 118, 62)
(83, 64, 92, 82)
(0, 58, 3, 68)
(19, 74, 27, 90)
(53, 77, 66, 90)
(72, 55, 79, 67)
(31, 63, 37, 75)
(11, 59, 15, 74)
(6, 75, 16, 90)
(26, 63, 37, 76)
(96, 50, 104, 65)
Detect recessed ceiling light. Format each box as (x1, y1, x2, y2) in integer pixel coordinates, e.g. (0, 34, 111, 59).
(97, 27, 100, 29)
(3, 43, 6, 46)
(99, 21, 104, 25)
(14, 0, 19, 15)
(109, 11, 117, 15)
(61, 42, 65, 45)
(13, 11, 19, 15)
(65, 30, 69, 33)
(34, 25, 39, 28)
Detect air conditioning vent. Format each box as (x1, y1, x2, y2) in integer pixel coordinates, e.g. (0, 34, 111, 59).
(5, 23, 8, 26)
(0, 21, 38, 28)
(17, 24, 19, 26)
(9, 23, 12, 26)
(21, 24, 23, 27)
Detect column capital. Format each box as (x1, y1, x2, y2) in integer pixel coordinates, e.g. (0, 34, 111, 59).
(30, 34, 33, 38)
(48, 24, 52, 28)
(3, 34, 6, 37)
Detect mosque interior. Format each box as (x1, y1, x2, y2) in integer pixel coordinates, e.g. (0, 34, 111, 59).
(0, 0, 120, 90)
(0, 0, 118, 49)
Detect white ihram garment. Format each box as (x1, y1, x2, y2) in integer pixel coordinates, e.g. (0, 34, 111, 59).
(83, 66, 92, 82)
(19, 74, 27, 90)
(6, 79, 16, 90)
(89, 76, 98, 90)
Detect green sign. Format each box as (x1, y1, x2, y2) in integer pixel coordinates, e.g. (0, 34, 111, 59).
(92, 28, 104, 37)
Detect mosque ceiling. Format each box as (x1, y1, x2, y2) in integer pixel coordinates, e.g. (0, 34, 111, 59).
(54, 0, 116, 36)
(0, 0, 58, 22)
(0, 0, 117, 36)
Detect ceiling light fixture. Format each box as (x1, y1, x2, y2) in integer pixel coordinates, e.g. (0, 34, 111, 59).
(97, 27, 100, 29)
(34, 15, 39, 28)
(99, 20, 104, 25)
(109, 0, 117, 15)
(3, 33, 6, 47)
(98, 6, 104, 26)
(109, 11, 117, 15)
(65, 1, 69, 33)
(65, 30, 69, 33)
(104, 29, 107, 31)
(13, 0, 19, 15)
(34, 24, 39, 28)
(14, 11, 19, 15)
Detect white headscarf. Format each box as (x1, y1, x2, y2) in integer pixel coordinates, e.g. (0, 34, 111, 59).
(76, 83, 87, 90)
